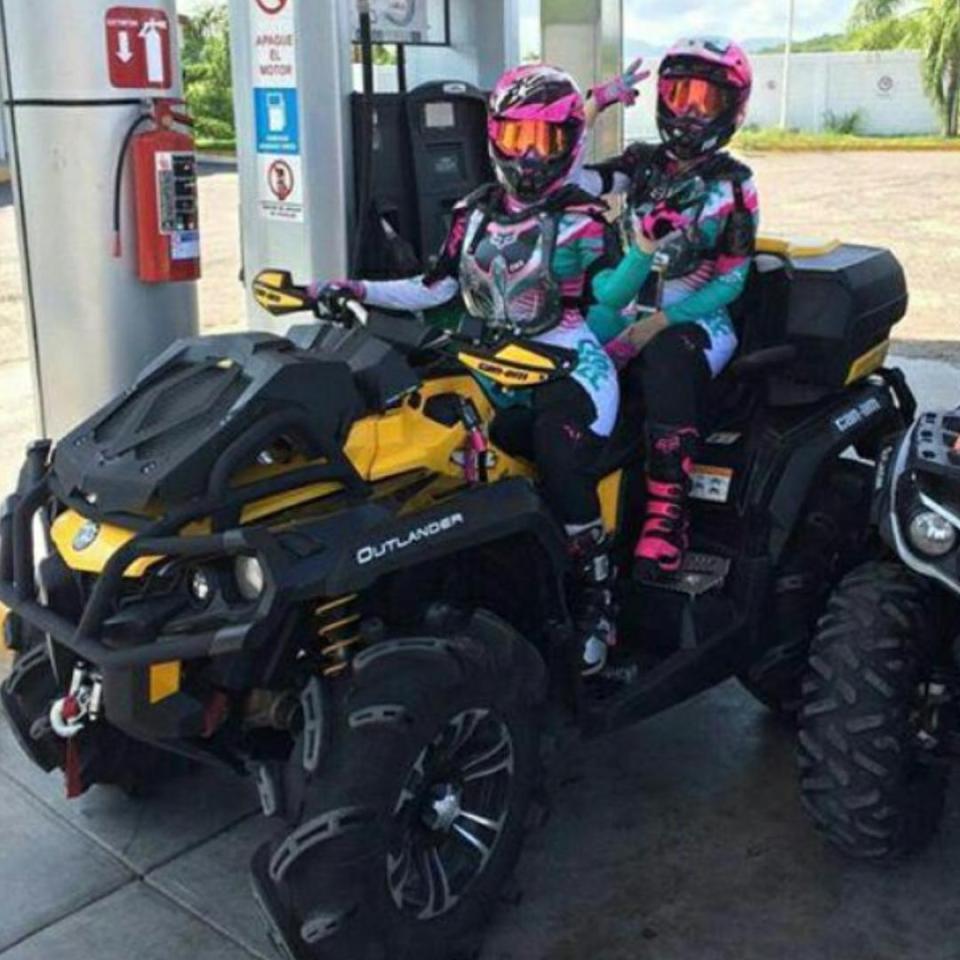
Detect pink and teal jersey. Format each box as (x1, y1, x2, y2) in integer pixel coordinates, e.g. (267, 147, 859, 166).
(577, 146, 761, 375)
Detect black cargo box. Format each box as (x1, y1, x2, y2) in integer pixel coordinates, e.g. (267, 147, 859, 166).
(740, 243, 908, 392)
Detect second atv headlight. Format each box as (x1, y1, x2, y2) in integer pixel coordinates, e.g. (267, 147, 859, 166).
(908, 511, 957, 558)
(235, 555, 266, 601)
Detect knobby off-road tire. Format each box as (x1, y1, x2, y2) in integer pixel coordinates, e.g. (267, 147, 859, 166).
(1, 637, 64, 772)
(252, 608, 547, 960)
(797, 562, 948, 860)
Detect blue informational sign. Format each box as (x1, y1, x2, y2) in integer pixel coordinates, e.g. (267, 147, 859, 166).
(254, 88, 301, 155)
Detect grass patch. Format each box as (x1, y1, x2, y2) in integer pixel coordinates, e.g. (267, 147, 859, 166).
(734, 128, 960, 152)
(196, 139, 237, 155)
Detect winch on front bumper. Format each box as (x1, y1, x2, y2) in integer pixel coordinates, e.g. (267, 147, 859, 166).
(0, 441, 294, 746)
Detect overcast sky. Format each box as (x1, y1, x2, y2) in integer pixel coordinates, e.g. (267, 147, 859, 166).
(179, 1, 861, 50)
(520, 0, 856, 54)
(621, 0, 854, 46)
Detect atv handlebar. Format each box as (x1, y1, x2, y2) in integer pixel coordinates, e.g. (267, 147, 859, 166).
(251, 269, 373, 326)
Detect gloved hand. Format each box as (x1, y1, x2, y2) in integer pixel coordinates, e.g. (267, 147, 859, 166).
(307, 279, 367, 304)
(641, 204, 692, 243)
(589, 58, 651, 113)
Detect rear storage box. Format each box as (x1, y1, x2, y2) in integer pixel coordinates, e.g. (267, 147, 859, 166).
(745, 243, 908, 391)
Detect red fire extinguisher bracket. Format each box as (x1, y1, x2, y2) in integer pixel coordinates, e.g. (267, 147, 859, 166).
(127, 98, 202, 284)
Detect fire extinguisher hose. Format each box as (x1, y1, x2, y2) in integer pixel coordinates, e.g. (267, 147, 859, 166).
(112, 111, 152, 258)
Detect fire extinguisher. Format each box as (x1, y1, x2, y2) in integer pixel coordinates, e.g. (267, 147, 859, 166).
(113, 98, 201, 283)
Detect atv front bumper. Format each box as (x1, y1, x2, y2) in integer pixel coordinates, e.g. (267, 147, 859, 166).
(0, 461, 287, 743)
(0, 445, 564, 745)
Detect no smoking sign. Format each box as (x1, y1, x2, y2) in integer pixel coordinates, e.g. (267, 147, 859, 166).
(255, 0, 289, 13)
(259, 154, 304, 222)
(267, 159, 294, 201)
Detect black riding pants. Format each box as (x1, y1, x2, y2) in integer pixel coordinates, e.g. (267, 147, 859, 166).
(623, 323, 714, 430)
(490, 379, 605, 527)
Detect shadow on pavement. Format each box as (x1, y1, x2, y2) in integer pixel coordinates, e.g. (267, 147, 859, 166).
(1, 182, 12, 209)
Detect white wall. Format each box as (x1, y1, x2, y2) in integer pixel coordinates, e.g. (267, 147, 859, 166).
(751, 50, 939, 135)
(625, 50, 940, 143)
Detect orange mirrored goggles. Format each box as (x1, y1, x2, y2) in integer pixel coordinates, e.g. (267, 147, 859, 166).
(492, 119, 569, 158)
(660, 77, 734, 120)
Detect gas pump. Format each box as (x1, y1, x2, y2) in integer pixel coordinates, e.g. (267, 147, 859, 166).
(228, 0, 519, 330)
(349, 0, 493, 280)
(350, 81, 492, 279)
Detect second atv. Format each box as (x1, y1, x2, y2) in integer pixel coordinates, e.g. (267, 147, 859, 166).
(1, 238, 914, 959)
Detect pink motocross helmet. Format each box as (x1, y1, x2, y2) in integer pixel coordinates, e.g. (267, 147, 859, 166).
(488, 65, 587, 201)
(657, 38, 753, 160)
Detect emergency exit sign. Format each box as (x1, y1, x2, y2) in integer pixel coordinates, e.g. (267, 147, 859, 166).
(105, 7, 172, 90)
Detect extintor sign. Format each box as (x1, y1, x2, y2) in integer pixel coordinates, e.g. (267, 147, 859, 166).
(105, 7, 173, 90)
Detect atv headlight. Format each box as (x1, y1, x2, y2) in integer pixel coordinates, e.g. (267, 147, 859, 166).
(189, 568, 214, 604)
(908, 511, 957, 558)
(235, 555, 266, 601)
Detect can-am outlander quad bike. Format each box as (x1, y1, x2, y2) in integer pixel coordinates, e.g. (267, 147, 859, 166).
(0, 239, 916, 959)
(797, 406, 960, 861)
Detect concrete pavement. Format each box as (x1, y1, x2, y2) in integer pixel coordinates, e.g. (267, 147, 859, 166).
(2, 676, 960, 960)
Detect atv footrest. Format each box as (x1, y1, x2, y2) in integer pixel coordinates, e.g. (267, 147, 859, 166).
(641, 552, 731, 597)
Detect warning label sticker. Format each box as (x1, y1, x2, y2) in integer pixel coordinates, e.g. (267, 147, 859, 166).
(690, 465, 734, 504)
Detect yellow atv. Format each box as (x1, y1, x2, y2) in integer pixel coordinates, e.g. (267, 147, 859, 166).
(0, 243, 916, 960)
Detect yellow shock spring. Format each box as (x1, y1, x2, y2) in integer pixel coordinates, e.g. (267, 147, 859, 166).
(315, 594, 362, 675)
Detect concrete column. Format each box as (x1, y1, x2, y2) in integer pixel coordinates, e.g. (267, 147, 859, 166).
(228, 0, 355, 332)
(0, 0, 198, 439)
(541, 0, 624, 161)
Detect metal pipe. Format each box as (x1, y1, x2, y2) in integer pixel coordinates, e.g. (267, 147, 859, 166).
(779, 0, 797, 130)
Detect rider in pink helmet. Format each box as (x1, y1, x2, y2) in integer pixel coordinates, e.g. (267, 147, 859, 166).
(487, 64, 589, 201)
(576, 38, 761, 580)
(312, 64, 628, 676)
(657, 37, 753, 160)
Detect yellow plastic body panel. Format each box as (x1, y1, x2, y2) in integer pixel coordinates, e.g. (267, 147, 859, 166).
(252, 270, 313, 316)
(149, 661, 182, 703)
(457, 351, 552, 388)
(495, 343, 558, 371)
(756, 236, 842, 260)
(846, 340, 890, 385)
(50, 372, 535, 578)
(598, 470, 624, 535)
(52, 512, 155, 576)
(369, 375, 530, 483)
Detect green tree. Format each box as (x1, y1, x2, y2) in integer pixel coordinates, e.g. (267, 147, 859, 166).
(848, 0, 906, 30)
(921, 0, 960, 135)
(844, 13, 925, 50)
(182, 3, 235, 144)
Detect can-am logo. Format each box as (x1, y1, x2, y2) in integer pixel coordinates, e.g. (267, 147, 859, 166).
(834, 397, 883, 434)
(356, 514, 466, 566)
